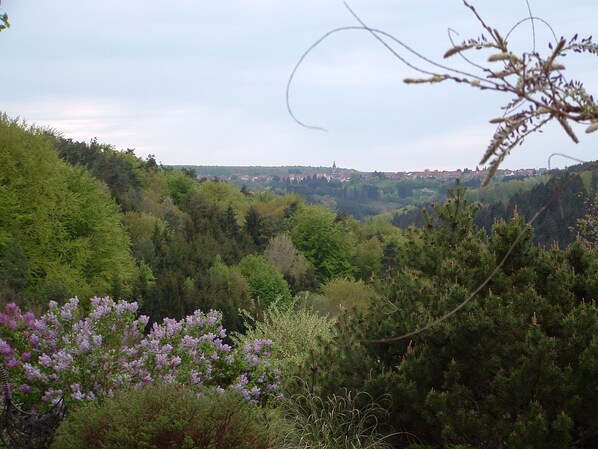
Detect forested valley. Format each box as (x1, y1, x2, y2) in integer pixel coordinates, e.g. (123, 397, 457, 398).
(191, 163, 597, 249)
(0, 115, 597, 448)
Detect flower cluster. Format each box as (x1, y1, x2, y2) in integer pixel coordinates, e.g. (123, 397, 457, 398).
(22, 297, 148, 405)
(122, 309, 280, 403)
(0, 303, 40, 409)
(0, 298, 280, 409)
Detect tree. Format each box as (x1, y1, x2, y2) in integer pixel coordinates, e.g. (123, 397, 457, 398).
(0, 116, 140, 304)
(307, 194, 598, 448)
(238, 254, 292, 309)
(288, 205, 356, 283)
(576, 191, 598, 247)
(320, 277, 376, 317)
(205, 257, 251, 333)
(263, 234, 316, 293)
(353, 237, 383, 281)
(244, 206, 268, 250)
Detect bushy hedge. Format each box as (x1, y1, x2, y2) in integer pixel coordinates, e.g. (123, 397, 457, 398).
(51, 384, 271, 449)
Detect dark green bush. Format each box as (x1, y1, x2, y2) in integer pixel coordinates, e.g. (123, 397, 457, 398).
(51, 384, 271, 449)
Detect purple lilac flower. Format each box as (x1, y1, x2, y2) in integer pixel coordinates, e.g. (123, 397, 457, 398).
(42, 388, 63, 404)
(207, 312, 219, 326)
(115, 301, 138, 315)
(6, 357, 19, 368)
(24, 312, 36, 328)
(28, 334, 40, 346)
(89, 297, 112, 320)
(92, 334, 102, 346)
(52, 349, 74, 372)
(155, 353, 168, 369)
(39, 354, 52, 368)
(23, 364, 48, 382)
(0, 339, 13, 355)
(249, 386, 261, 399)
(72, 391, 85, 401)
(213, 338, 231, 352)
(190, 371, 203, 385)
(5, 303, 20, 315)
(60, 298, 79, 321)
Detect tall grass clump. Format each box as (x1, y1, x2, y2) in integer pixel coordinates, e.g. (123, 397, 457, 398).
(273, 388, 394, 449)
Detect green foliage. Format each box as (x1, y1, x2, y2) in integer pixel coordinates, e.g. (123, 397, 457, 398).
(288, 205, 356, 283)
(474, 165, 597, 247)
(320, 277, 376, 317)
(0, 12, 9, 32)
(165, 169, 198, 206)
(206, 257, 252, 333)
(577, 191, 598, 247)
(308, 188, 598, 448)
(197, 180, 248, 215)
(238, 254, 292, 308)
(0, 116, 139, 305)
(245, 205, 269, 249)
(235, 301, 335, 380)
(51, 384, 272, 449)
(354, 237, 384, 281)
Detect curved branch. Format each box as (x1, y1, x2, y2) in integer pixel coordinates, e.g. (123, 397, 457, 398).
(505, 16, 558, 45)
(286, 26, 434, 131)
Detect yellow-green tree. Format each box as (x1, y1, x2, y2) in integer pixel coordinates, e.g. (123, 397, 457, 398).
(288, 205, 356, 283)
(0, 116, 139, 305)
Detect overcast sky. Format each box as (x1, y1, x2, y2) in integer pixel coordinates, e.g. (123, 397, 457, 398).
(2, 0, 596, 171)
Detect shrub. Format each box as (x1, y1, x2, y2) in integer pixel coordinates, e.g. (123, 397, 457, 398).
(51, 383, 272, 449)
(234, 301, 335, 382)
(320, 277, 376, 317)
(1, 297, 280, 409)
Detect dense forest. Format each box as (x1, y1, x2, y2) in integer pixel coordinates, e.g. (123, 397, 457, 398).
(0, 115, 597, 448)
(184, 163, 597, 248)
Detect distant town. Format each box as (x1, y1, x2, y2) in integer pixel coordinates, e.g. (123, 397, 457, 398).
(186, 162, 548, 184)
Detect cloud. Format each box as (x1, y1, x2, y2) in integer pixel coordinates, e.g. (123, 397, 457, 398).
(3, 97, 335, 167)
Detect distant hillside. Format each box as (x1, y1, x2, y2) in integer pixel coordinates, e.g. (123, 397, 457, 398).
(392, 163, 598, 248)
(170, 165, 350, 178)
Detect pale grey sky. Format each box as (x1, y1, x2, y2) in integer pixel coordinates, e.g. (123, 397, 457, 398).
(1, 0, 596, 171)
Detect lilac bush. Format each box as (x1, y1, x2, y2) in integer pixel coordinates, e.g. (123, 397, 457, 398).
(0, 302, 39, 409)
(0, 298, 280, 410)
(23, 297, 148, 405)
(122, 308, 281, 403)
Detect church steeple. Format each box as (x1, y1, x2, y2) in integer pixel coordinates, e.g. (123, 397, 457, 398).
(332, 161, 337, 173)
